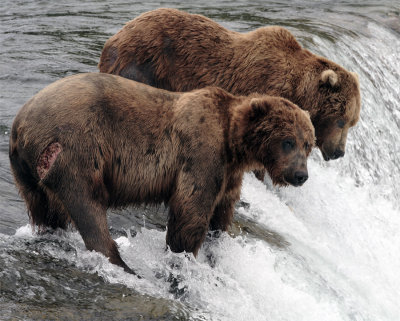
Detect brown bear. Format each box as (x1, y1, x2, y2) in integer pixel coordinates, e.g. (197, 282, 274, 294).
(9, 73, 315, 273)
(99, 8, 361, 171)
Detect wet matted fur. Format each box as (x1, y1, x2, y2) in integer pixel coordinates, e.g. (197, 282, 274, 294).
(9, 73, 314, 273)
(99, 8, 361, 165)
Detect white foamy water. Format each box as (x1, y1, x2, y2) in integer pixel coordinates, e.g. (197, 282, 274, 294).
(308, 22, 400, 204)
(106, 21, 399, 320)
(11, 162, 400, 320)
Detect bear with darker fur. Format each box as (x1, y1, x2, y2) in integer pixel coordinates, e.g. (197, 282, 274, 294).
(99, 8, 361, 164)
(9, 73, 314, 273)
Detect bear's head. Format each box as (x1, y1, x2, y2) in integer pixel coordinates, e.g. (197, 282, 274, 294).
(238, 96, 315, 186)
(296, 60, 361, 161)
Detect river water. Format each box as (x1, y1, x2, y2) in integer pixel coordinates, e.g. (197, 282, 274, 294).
(0, 1, 399, 320)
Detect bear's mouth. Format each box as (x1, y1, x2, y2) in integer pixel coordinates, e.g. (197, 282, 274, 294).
(321, 148, 332, 161)
(321, 147, 345, 161)
(270, 174, 289, 187)
(322, 151, 331, 161)
(283, 176, 307, 187)
(282, 173, 308, 187)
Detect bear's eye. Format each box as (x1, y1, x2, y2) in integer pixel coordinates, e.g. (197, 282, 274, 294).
(337, 119, 345, 128)
(282, 139, 295, 152)
(304, 142, 310, 150)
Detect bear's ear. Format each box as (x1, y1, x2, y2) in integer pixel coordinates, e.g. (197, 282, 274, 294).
(248, 98, 271, 122)
(321, 69, 338, 87)
(301, 109, 311, 120)
(250, 98, 271, 115)
(350, 71, 359, 81)
(350, 71, 360, 86)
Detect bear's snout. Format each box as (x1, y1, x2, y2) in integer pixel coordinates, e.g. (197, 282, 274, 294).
(322, 146, 345, 161)
(294, 171, 308, 186)
(332, 148, 345, 160)
(285, 169, 308, 187)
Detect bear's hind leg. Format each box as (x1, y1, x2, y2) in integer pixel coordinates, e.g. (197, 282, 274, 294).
(45, 171, 134, 274)
(64, 194, 133, 273)
(70, 200, 133, 274)
(27, 187, 71, 232)
(9, 147, 69, 231)
(20, 185, 70, 232)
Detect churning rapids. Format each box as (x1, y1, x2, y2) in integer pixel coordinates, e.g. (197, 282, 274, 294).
(0, 1, 399, 320)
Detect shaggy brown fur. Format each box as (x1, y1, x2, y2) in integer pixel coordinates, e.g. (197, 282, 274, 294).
(99, 8, 361, 165)
(9, 73, 314, 273)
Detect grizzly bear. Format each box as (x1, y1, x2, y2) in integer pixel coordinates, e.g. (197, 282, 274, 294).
(99, 8, 361, 172)
(9, 73, 315, 273)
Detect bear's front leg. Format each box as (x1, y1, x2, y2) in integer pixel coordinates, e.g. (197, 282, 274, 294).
(209, 195, 236, 232)
(209, 170, 243, 232)
(166, 169, 222, 257)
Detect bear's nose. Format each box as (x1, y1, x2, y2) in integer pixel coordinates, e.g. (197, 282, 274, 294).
(332, 149, 345, 160)
(294, 171, 308, 185)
